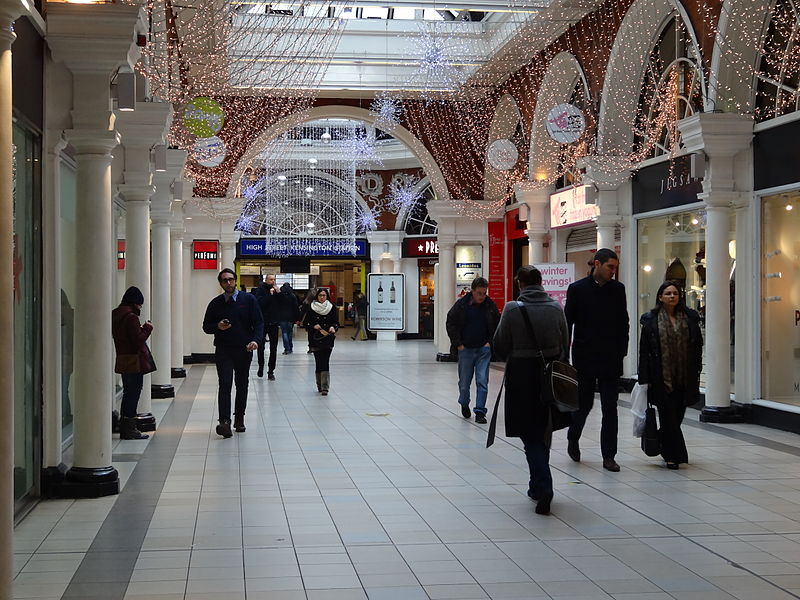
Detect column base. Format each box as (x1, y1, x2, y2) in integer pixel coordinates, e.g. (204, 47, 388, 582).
(50, 465, 120, 498)
(436, 352, 457, 363)
(151, 384, 175, 398)
(171, 367, 186, 378)
(136, 412, 157, 432)
(699, 404, 747, 424)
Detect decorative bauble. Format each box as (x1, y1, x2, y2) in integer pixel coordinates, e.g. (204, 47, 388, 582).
(487, 139, 519, 171)
(184, 97, 225, 138)
(193, 136, 227, 167)
(545, 104, 586, 144)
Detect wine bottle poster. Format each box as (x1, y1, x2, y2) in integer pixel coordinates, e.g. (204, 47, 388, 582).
(367, 273, 405, 331)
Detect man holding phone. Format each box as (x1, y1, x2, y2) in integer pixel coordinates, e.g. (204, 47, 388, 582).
(203, 268, 264, 438)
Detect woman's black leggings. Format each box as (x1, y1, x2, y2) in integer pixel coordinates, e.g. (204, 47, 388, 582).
(314, 348, 332, 372)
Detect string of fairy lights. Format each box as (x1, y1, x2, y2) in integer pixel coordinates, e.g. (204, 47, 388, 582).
(134, 0, 800, 223)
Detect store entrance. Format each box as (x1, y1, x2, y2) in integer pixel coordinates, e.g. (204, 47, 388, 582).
(237, 258, 367, 328)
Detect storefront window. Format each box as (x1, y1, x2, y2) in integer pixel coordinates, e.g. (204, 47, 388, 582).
(12, 121, 42, 505)
(637, 209, 735, 390)
(59, 158, 76, 440)
(761, 192, 800, 405)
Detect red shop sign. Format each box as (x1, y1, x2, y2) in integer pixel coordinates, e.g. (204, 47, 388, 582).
(488, 221, 506, 309)
(117, 240, 125, 270)
(193, 241, 219, 270)
(403, 237, 438, 258)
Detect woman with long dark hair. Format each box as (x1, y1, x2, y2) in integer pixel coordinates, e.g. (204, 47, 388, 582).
(638, 281, 703, 469)
(302, 287, 339, 395)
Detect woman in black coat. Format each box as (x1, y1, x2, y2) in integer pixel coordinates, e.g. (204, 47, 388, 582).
(301, 287, 339, 395)
(638, 281, 703, 469)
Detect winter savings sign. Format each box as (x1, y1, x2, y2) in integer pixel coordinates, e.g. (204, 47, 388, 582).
(540, 263, 575, 307)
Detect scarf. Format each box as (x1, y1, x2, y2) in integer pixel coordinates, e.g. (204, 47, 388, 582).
(657, 308, 690, 393)
(311, 300, 333, 316)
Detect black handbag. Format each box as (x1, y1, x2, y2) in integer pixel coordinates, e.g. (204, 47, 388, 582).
(312, 329, 335, 350)
(641, 405, 661, 456)
(517, 302, 579, 413)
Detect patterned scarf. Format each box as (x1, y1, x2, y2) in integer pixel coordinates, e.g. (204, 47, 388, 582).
(657, 308, 690, 393)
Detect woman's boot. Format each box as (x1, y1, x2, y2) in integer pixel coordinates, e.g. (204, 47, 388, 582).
(120, 416, 149, 440)
(321, 371, 330, 395)
(315, 372, 322, 393)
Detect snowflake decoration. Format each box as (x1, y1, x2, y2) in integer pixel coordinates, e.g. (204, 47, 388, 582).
(346, 129, 383, 168)
(356, 205, 381, 233)
(370, 92, 403, 132)
(234, 213, 259, 235)
(408, 23, 470, 99)
(386, 174, 422, 215)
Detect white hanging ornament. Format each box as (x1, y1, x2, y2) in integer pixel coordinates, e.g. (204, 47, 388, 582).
(370, 92, 403, 132)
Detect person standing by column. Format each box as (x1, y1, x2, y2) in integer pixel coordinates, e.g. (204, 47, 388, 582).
(202, 268, 263, 438)
(446, 277, 501, 424)
(275, 282, 300, 354)
(352, 292, 369, 341)
(565, 248, 629, 471)
(253, 273, 280, 379)
(112, 286, 155, 440)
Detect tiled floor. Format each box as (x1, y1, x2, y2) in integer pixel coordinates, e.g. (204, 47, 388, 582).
(14, 337, 800, 599)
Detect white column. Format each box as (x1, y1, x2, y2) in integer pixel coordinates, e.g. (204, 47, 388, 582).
(733, 195, 755, 404)
(678, 112, 753, 422)
(65, 130, 121, 490)
(122, 194, 154, 420)
(170, 227, 186, 377)
(221, 241, 236, 271)
(436, 235, 456, 356)
(182, 239, 192, 360)
(150, 215, 172, 393)
(515, 183, 551, 266)
(0, 3, 22, 593)
(579, 156, 629, 252)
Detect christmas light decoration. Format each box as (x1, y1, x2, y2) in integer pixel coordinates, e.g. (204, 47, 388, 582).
(369, 91, 403, 133)
(386, 173, 423, 215)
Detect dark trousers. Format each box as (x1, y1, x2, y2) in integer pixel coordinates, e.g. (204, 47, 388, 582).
(313, 348, 332, 373)
(656, 390, 688, 464)
(257, 323, 279, 373)
(567, 374, 619, 459)
(520, 429, 552, 499)
(216, 348, 252, 421)
(120, 373, 144, 418)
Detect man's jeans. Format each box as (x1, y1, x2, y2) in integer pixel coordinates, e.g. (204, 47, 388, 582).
(279, 321, 294, 352)
(457, 346, 491, 415)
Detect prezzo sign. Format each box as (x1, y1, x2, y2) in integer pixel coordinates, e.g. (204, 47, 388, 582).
(367, 273, 405, 331)
(402, 237, 438, 257)
(239, 238, 367, 257)
(540, 263, 575, 306)
(550, 185, 598, 229)
(193, 241, 219, 270)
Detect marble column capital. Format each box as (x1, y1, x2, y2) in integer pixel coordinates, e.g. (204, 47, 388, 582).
(699, 191, 740, 210)
(678, 113, 753, 158)
(578, 155, 631, 190)
(437, 234, 457, 248)
(118, 184, 155, 204)
(513, 182, 553, 206)
(0, 0, 24, 47)
(64, 129, 120, 156)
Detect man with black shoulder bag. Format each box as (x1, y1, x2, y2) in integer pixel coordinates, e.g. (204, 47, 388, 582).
(489, 266, 571, 516)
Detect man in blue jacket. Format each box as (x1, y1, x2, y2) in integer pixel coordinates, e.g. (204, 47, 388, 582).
(564, 249, 629, 471)
(203, 268, 264, 438)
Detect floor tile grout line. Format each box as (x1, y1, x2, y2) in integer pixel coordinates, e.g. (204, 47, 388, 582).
(59, 366, 203, 600)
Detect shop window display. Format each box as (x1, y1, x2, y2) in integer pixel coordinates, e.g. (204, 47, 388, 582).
(761, 193, 800, 406)
(637, 210, 735, 390)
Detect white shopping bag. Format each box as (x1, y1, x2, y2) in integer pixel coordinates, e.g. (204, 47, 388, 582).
(631, 382, 648, 438)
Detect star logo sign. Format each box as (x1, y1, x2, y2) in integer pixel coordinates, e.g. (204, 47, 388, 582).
(418, 244, 424, 251)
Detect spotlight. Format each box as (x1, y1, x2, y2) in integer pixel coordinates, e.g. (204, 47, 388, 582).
(116, 72, 136, 112)
(153, 144, 167, 172)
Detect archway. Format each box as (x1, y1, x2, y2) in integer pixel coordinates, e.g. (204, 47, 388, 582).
(483, 94, 525, 203)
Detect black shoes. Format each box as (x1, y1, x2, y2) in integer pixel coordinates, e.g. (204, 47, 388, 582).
(567, 440, 581, 462)
(216, 419, 233, 438)
(268, 372, 275, 381)
(120, 417, 149, 440)
(535, 491, 553, 515)
(461, 405, 471, 419)
(475, 413, 487, 424)
(234, 416, 246, 433)
(666, 462, 679, 470)
(257, 367, 264, 377)
(603, 458, 621, 472)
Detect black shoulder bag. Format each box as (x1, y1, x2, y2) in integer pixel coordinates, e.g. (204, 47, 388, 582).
(517, 302, 579, 414)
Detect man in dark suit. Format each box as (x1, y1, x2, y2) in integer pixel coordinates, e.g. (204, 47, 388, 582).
(203, 268, 264, 438)
(564, 248, 629, 472)
(253, 273, 280, 380)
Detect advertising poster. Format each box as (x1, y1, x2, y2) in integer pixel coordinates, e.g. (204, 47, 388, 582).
(455, 245, 482, 299)
(540, 263, 575, 306)
(487, 222, 506, 308)
(368, 273, 405, 331)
